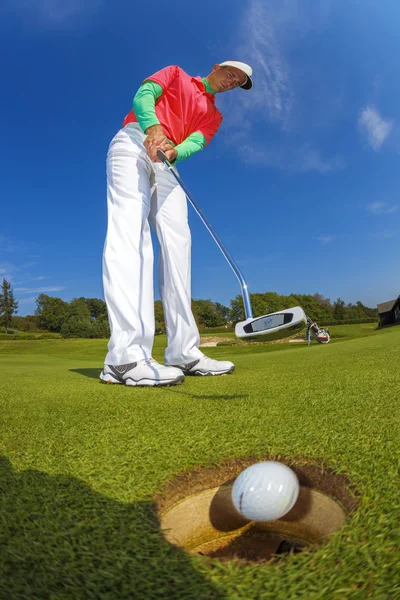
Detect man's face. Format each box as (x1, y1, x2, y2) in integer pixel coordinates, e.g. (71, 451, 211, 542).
(207, 65, 247, 93)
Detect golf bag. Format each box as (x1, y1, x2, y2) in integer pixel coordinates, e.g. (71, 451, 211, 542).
(306, 317, 331, 345)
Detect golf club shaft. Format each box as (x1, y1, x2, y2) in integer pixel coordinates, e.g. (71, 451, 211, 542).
(157, 150, 253, 319)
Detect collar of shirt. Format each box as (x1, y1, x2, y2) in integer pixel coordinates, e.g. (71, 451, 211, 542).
(191, 76, 217, 100)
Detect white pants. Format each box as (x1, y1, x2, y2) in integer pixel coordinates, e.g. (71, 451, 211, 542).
(102, 123, 202, 366)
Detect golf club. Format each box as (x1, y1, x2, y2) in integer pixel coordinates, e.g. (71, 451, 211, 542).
(157, 149, 307, 341)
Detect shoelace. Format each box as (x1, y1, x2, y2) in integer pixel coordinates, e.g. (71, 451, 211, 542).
(143, 358, 158, 366)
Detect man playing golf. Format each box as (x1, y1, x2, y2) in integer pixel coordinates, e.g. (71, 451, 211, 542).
(101, 61, 253, 387)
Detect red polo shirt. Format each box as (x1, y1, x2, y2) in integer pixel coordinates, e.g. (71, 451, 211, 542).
(123, 65, 223, 146)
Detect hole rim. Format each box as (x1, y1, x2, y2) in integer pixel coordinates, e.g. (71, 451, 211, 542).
(156, 456, 359, 565)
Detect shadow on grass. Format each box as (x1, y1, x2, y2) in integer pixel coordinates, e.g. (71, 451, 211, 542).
(69, 370, 248, 400)
(70, 368, 102, 380)
(164, 389, 249, 401)
(0, 456, 226, 600)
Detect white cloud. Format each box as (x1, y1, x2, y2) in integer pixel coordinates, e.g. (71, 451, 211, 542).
(18, 297, 38, 305)
(221, 0, 293, 131)
(219, 0, 344, 173)
(373, 231, 394, 240)
(3, 0, 103, 27)
(0, 236, 20, 253)
(237, 254, 277, 267)
(0, 236, 44, 256)
(0, 260, 41, 284)
(0, 263, 16, 281)
(358, 106, 393, 151)
(239, 143, 345, 173)
(238, 2, 293, 126)
(32, 276, 46, 281)
(317, 236, 333, 244)
(15, 286, 65, 294)
(367, 202, 398, 215)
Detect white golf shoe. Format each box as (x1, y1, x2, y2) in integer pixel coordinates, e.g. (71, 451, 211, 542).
(100, 358, 185, 387)
(171, 355, 235, 376)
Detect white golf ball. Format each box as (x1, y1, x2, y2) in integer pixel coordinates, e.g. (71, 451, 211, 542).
(231, 461, 300, 522)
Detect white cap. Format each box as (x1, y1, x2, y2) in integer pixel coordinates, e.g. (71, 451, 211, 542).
(218, 61, 253, 90)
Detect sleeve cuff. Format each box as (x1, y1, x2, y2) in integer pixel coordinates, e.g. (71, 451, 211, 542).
(137, 117, 161, 134)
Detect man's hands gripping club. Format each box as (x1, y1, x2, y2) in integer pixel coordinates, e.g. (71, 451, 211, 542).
(144, 124, 178, 163)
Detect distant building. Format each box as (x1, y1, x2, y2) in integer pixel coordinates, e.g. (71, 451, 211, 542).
(377, 296, 400, 328)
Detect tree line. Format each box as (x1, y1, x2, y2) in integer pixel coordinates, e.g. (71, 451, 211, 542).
(0, 278, 378, 338)
(229, 292, 378, 326)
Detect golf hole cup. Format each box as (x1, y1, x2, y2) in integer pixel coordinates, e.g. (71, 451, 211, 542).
(232, 461, 300, 522)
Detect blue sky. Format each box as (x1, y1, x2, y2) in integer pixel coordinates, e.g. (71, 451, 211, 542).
(1, 0, 400, 316)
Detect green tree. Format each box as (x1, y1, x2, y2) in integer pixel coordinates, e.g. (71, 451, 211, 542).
(61, 317, 92, 338)
(85, 298, 108, 321)
(230, 292, 287, 324)
(69, 297, 91, 320)
(61, 316, 110, 339)
(154, 300, 164, 325)
(11, 315, 40, 332)
(153, 301, 165, 333)
(214, 302, 230, 323)
(344, 300, 378, 323)
(91, 319, 110, 338)
(333, 297, 346, 321)
(359, 301, 378, 320)
(35, 294, 70, 332)
(230, 295, 245, 323)
(192, 299, 223, 328)
(154, 320, 164, 334)
(0, 279, 19, 329)
(289, 293, 329, 323)
(313, 293, 333, 312)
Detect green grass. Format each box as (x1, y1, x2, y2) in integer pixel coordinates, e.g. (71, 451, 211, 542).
(0, 324, 399, 599)
(0, 331, 61, 340)
(322, 322, 380, 339)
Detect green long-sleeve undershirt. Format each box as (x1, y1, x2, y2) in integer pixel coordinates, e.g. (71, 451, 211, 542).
(132, 79, 215, 162)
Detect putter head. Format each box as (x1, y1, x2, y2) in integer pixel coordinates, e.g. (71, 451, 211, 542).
(235, 306, 307, 342)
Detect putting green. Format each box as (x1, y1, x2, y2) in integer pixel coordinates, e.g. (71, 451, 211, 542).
(0, 325, 399, 598)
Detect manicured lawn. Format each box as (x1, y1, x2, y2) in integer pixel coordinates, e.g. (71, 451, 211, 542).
(0, 324, 399, 598)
